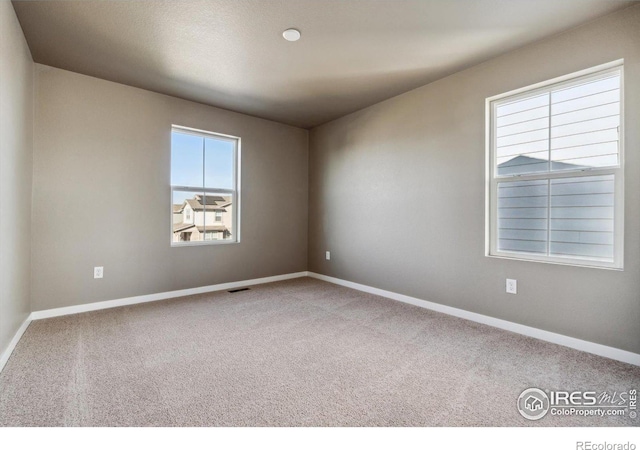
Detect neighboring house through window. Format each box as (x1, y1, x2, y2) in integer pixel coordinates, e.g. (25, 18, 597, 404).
(171, 125, 239, 245)
(486, 61, 624, 269)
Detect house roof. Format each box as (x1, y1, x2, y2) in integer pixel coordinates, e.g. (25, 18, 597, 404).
(173, 222, 195, 232)
(497, 155, 585, 175)
(197, 195, 225, 204)
(185, 199, 221, 211)
(173, 223, 229, 233)
(173, 194, 232, 213)
(195, 226, 228, 233)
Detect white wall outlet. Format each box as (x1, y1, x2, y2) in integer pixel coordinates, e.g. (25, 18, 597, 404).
(94, 266, 104, 279)
(325, 251, 331, 261)
(506, 279, 517, 294)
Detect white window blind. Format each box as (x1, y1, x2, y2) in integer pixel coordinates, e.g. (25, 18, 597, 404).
(487, 62, 623, 269)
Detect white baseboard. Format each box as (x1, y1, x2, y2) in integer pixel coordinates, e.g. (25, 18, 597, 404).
(1, 271, 309, 374)
(10, 270, 638, 371)
(0, 315, 32, 373)
(30, 271, 309, 320)
(308, 272, 640, 367)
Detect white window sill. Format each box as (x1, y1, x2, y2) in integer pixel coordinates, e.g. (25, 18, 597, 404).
(485, 252, 623, 271)
(171, 240, 239, 248)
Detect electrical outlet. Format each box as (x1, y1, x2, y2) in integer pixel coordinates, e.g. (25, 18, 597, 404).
(94, 266, 104, 279)
(506, 279, 517, 294)
(325, 251, 331, 261)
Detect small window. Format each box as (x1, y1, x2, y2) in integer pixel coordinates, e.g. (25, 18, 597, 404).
(171, 126, 239, 246)
(486, 62, 624, 269)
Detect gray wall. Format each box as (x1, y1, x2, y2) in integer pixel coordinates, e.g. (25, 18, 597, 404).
(0, 2, 33, 355)
(309, 5, 640, 353)
(32, 66, 308, 311)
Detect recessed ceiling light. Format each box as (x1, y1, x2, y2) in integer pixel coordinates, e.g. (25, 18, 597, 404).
(282, 28, 301, 42)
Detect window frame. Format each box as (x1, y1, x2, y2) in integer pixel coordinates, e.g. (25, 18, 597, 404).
(170, 125, 241, 247)
(485, 60, 624, 270)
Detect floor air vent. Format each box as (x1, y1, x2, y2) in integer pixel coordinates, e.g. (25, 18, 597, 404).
(228, 287, 250, 293)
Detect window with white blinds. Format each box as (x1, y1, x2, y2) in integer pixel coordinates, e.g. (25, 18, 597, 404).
(487, 62, 624, 269)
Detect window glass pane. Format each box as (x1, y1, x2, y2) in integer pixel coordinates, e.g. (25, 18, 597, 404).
(171, 127, 238, 245)
(496, 94, 550, 176)
(171, 131, 203, 187)
(550, 73, 620, 170)
(551, 88, 619, 116)
(496, 93, 548, 117)
(549, 175, 614, 261)
(205, 138, 234, 189)
(551, 75, 619, 103)
(496, 176, 616, 261)
(497, 179, 549, 254)
(494, 71, 621, 176)
(202, 192, 234, 242)
(172, 190, 205, 243)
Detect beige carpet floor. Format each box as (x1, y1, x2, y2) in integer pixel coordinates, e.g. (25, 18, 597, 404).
(0, 277, 638, 426)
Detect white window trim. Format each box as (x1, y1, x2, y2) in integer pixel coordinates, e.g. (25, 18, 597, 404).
(485, 60, 624, 270)
(170, 125, 241, 247)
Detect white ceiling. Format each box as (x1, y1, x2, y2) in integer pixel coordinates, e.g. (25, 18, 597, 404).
(12, 0, 634, 128)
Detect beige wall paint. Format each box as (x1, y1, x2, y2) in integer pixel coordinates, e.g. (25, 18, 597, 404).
(32, 66, 308, 311)
(0, 2, 33, 355)
(309, 5, 640, 353)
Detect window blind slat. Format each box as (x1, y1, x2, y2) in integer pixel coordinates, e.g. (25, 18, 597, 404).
(550, 230, 613, 245)
(553, 154, 618, 168)
(551, 128, 618, 151)
(547, 174, 615, 259)
(551, 142, 618, 163)
(499, 239, 547, 253)
(550, 219, 614, 232)
(550, 175, 613, 185)
(499, 218, 548, 230)
(498, 162, 550, 176)
(551, 89, 619, 116)
(550, 207, 613, 219)
(551, 102, 619, 126)
(551, 115, 619, 138)
(497, 179, 549, 253)
(500, 229, 548, 241)
(496, 140, 549, 158)
(498, 184, 548, 198)
(497, 128, 549, 147)
(550, 242, 613, 259)
(496, 117, 548, 138)
(550, 193, 614, 207)
(496, 93, 549, 117)
(496, 106, 548, 127)
(499, 207, 548, 219)
(499, 195, 548, 208)
(551, 75, 620, 103)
